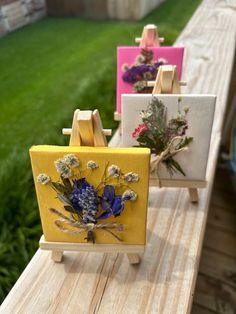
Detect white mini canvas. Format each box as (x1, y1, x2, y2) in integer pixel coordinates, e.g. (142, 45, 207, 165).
(121, 94, 216, 181)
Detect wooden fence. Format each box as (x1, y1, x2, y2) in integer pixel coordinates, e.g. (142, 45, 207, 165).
(46, 0, 165, 20)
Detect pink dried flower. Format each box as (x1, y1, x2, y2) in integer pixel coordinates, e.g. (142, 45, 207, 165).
(132, 124, 148, 139)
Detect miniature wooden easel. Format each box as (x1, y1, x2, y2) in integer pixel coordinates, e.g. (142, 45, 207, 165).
(114, 24, 164, 121)
(148, 65, 206, 202)
(147, 64, 186, 93)
(135, 24, 164, 47)
(40, 109, 144, 264)
(62, 109, 111, 146)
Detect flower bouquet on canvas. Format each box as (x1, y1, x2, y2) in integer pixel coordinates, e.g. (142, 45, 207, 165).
(121, 94, 216, 188)
(30, 146, 150, 249)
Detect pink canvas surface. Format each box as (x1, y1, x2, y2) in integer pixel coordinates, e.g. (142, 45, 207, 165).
(116, 46, 184, 113)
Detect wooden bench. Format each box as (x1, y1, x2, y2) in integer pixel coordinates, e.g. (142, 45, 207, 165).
(1, 0, 235, 312)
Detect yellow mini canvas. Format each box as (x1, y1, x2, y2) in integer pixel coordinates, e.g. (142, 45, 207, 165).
(30, 145, 150, 245)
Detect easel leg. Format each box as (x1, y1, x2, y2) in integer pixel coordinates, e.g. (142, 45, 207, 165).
(51, 250, 63, 262)
(126, 254, 140, 265)
(188, 188, 198, 203)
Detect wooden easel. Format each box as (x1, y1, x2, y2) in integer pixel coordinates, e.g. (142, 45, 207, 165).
(135, 24, 164, 47)
(39, 109, 144, 264)
(114, 24, 164, 121)
(149, 65, 206, 202)
(62, 109, 111, 146)
(147, 64, 186, 93)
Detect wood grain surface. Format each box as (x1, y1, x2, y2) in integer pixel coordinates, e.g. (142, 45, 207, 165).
(193, 167, 236, 313)
(1, 0, 236, 313)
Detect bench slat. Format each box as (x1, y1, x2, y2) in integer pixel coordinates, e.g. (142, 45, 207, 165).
(1, 0, 235, 313)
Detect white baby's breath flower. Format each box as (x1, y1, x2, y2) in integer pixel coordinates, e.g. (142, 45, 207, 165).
(121, 63, 129, 72)
(54, 159, 66, 172)
(122, 190, 137, 202)
(158, 57, 167, 64)
(140, 109, 152, 119)
(64, 154, 80, 168)
(136, 54, 145, 64)
(140, 111, 146, 119)
(108, 164, 120, 178)
(184, 106, 189, 114)
(122, 172, 139, 182)
(54, 159, 72, 178)
(37, 173, 51, 185)
(87, 160, 98, 170)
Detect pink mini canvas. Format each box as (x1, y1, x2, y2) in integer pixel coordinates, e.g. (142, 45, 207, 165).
(116, 46, 184, 114)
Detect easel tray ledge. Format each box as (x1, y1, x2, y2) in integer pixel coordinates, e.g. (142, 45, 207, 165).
(39, 235, 145, 254)
(150, 179, 207, 188)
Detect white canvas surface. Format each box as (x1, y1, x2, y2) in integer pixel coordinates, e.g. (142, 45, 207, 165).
(121, 94, 216, 181)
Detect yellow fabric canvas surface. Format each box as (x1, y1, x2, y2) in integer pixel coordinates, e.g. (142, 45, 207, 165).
(30, 145, 150, 245)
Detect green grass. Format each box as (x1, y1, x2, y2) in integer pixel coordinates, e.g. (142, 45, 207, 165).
(0, 0, 201, 303)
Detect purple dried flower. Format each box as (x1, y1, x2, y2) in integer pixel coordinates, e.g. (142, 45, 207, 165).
(69, 178, 98, 223)
(122, 63, 161, 85)
(97, 185, 124, 220)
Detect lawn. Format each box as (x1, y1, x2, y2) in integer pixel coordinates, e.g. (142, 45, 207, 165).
(0, 0, 201, 302)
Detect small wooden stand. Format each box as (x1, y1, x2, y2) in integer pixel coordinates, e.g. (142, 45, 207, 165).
(114, 24, 165, 122)
(149, 65, 206, 203)
(62, 109, 112, 146)
(40, 109, 143, 264)
(135, 24, 164, 48)
(147, 64, 186, 93)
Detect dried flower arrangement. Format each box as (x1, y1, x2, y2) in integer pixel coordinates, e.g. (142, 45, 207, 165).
(122, 49, 167, 93)
(132, 97, 193, 177)
(37, 156, 139, 243)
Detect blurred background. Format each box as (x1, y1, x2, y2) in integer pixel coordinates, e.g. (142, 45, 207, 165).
(0, 0, 235, 311)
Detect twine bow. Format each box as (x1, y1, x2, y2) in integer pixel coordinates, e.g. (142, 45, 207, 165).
(150, 136, 188, 187)
(49, 208, 124, 242)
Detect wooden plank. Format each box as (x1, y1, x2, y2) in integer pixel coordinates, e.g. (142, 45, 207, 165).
(191, 303, 216, 314)
(46, 0, 165, 20)
(213, 168, 236, 194)
(207, 205, 236, 233)
(211, 189, 236, 212)
(107, 0, 165, 20)
(211, 189, 236, 213)
(204, 225, 236, 259)
(194, 273, 236, 314)
(199, 248, 236, 289)
(1, 0, 236, 313)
